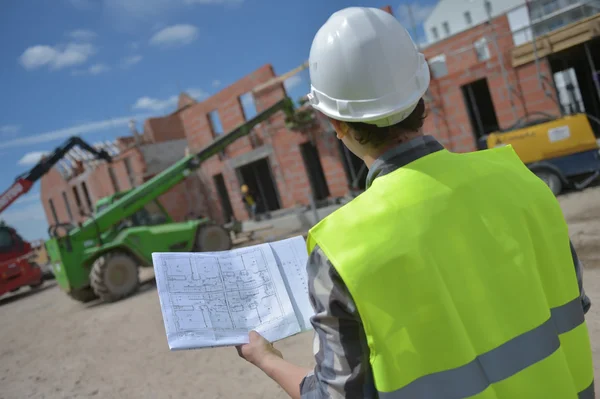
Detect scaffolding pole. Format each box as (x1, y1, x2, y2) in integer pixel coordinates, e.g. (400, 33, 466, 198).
(524, 0, 562, 112)
(488, 31, 519, 122)
(479, 1, 520, 123)
(525, 0, 548, 92)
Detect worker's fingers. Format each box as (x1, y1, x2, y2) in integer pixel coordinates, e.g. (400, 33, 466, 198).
(235, 345, 244, 358)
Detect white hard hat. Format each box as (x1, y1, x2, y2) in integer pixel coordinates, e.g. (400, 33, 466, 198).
(306, 7, 430, 128)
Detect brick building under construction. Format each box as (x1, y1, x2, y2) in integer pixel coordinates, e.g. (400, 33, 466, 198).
(40, 64, 353, 227)
(420, 1, 600, 151)
(40, 4, 600, 229)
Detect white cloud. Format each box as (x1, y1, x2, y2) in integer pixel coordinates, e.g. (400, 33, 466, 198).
(133, 87, 207, 112)
(72, 63, 111, 76)
(149, 24, 199, 48)
(284, 75, 302, 91)
(121, 55, 142, 68)
(212, 79, 221, 88)
(20, 43, 96, 71)
(0, 125, 20, 136)
(0, 115, 144, 150)
(18, 151, 48, 166)
(68, 29, 97, 41)
(19, 46, 57, 69)
(89, 63, 110, 75)
(133, 95, 179, 112)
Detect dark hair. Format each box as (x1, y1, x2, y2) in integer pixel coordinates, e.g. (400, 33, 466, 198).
(345, 98, 427, 148)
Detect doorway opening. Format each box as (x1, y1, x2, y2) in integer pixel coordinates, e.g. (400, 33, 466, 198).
(237, 158, 280, 214)
(548, 39, 600, 136)
(461, 78, 500, 139)
(213, 173, 234, 222)
(337, 138, 366, 190)
(299, 142, 329, 202)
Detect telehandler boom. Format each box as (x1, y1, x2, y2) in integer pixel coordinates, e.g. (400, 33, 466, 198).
(46, 97, 295, 302)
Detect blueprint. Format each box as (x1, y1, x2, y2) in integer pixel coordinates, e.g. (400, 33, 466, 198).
(153, 236, 313, 350)
(269, 236, 312, 332)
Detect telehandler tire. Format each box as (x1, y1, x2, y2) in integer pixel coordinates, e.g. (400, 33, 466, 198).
(535, 170, 563, 196)
(68, 287, 98, 303)
(195, 224, 232, 252)
(90, 252, 140, 302)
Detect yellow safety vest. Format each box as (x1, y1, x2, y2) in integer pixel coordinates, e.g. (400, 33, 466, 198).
(244, 194, 255, 206)
(307, 146, 594, 398)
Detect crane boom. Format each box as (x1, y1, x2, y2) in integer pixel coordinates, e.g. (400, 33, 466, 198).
(0, 137, 113, 214)
(69, 97, 295, 241)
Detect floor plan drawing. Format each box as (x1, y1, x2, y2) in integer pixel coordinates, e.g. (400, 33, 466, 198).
(269, 236, 313, 332)
(153, 237, 310, 349)
(158, 247, 289, 336)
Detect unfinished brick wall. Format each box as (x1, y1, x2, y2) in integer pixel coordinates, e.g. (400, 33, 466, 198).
(40, 167, 74, 226)
(181, 64, 350, 223)
(39, 144, 206, 229)
(422, 14, 561, 152)
(143, 113, 186, 143)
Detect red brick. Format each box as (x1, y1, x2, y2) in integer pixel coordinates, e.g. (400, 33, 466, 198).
(40, 142, 209, 227)
(423, 14, 561, 147)
(180, 64, 357, 222)
(143, 113, 186, 143)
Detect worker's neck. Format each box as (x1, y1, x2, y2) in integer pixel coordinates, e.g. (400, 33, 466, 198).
(362, 131, 423, 169)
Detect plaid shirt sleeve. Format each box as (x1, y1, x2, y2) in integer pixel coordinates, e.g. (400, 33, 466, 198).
(299, 245, 376, 399)
(571, 240, 591, 314)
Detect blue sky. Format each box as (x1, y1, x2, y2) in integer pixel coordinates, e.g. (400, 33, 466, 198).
(0, 0, 436, 241)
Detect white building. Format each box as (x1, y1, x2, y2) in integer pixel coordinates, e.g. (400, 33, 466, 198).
(424, 0, 600, 46)
(424, 0, 526, 44)
(507, 0, 600, 46)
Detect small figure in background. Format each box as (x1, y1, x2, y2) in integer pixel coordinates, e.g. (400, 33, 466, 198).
(241, 184, 258, 221)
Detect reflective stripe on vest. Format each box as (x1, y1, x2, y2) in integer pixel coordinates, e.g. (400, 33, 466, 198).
(378, 297, 591, 399)
(307, 146, 595, 398)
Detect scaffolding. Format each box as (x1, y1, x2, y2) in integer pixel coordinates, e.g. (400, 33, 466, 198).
(422, 27, 540, 146)
(418, 1, 600, 145)
(56, 140, 121, 180)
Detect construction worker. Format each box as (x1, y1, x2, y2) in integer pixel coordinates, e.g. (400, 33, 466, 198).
(236, 7, 594, 398)
(241, 184, 257, 220)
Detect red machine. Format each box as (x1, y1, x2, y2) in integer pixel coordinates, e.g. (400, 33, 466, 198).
(0, 223, 43, 296)
(0, 137, 112, 297)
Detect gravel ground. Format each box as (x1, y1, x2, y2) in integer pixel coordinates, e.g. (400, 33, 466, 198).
(1, 186, 599, 399)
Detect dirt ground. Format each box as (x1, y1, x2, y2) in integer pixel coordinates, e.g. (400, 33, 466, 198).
(1, 186, 599, 399)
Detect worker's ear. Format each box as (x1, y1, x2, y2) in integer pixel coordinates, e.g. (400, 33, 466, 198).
(329, 118, 350, 140)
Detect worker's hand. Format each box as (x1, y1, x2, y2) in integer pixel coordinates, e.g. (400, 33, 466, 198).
(236, 330, 282, 368)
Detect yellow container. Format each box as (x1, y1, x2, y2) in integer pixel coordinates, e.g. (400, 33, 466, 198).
(486, 114, 599, 164)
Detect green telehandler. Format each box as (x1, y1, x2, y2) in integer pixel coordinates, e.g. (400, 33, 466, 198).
(46, 98, 295, 303)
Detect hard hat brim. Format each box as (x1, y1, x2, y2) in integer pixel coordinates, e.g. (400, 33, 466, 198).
(307, 53, 430, 127)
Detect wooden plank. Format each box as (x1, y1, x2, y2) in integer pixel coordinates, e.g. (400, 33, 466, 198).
(511, 14, 600, 67)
